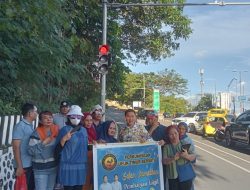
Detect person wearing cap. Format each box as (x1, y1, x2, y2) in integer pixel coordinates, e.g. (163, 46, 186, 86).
(90, 104, 104, 137)
(119, 109, 151, 142)
(145, 111, 168, 143)
(53, 101, 70, 130)
(55, 105, 88, 190)
(145, 111, 168, 190)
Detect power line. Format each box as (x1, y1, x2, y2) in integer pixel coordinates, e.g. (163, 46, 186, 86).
(107, 2, 250, 8)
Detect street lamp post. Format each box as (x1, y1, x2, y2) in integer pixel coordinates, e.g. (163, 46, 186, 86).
(100, 1, 250, 120)
(227, 77, 237, 114)
(232, 70, 248, 113)
(199, 68, 204, 97)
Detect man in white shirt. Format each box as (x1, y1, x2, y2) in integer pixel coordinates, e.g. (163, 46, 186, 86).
(100, 175, 112, 190)
(111, 174, 122, 190)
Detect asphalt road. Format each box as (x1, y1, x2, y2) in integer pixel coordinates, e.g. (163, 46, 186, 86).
(190, 134, 250, 190)
(106, 107, 250, 190)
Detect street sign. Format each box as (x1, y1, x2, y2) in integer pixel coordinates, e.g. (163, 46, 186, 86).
(153, 89, 160, 112)
(238, 96, 247, 102)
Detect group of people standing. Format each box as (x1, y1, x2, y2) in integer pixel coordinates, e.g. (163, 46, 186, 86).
(12, 101, 196, 190)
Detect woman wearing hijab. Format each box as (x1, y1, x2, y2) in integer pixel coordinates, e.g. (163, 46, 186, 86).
(98, 120, 118, 143)
(55, 105, 88, 190)
(163, 125, 196, 190)
(178, 122, 196, 190)
(82, 112, 97, 145)
(177, 122, 195, 153)
(28, 111, 59, 190)
(82, 112, 97, 190)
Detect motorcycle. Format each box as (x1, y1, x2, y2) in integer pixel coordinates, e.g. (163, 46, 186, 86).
(214, 125, 225, 142)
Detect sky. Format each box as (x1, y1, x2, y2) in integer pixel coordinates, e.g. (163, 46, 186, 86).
(125, 0, 250, 98)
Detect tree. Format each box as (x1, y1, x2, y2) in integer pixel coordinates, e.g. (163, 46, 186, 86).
(161, 95, 189, 115)
(194, 94, 213, 111)
(144, 69, 188, 95)
(0, 0, 72, 113)
(110, 0, 192, 63)
(0, 0, 192, 114)
(116, 71, 188, 107)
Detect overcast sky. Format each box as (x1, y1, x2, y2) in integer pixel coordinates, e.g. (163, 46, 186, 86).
(125, 0, 250, 98)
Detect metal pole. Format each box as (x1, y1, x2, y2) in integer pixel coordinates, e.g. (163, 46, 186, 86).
(239, 71, 242, 113)
(199, 68, 204, 97)
(101, 0, 107, 121)
(107, 2, 250, 8)
(215, 82, 217, 108)
(143, 75, 146, 107)
(243, 81, 245, 111)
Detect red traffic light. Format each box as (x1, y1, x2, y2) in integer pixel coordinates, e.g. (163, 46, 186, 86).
(99, 45, 109, 55)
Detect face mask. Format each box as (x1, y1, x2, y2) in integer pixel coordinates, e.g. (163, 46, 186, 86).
(70, 118, 81, 126)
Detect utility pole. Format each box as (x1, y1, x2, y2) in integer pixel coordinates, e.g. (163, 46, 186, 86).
(100, 1, 250, 120)
(101, 0, 108, 121)
(143, 75, 146, 107)
(233, 70, 248, 113)
(227, 77, 237, 113)
(199, 68, 204, 98)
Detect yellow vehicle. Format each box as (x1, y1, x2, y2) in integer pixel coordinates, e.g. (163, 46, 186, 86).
(203, 108, 234, 136)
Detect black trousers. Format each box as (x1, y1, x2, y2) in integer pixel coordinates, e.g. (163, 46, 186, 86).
(168, 178, 192, 190)
(179, 179, 192, 190)
(64, 185, 83, 190)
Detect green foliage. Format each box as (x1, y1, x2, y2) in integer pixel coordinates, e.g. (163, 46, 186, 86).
(161, 95, 189, 115)
(194, 94, 213, 111)
(0, 0, 191, 115)
(111, 0, 192, 64)
(145, 69, 188, 95)
(116, 71, 188, 107)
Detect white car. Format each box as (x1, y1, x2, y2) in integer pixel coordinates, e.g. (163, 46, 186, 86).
(172, 111, 207, 132)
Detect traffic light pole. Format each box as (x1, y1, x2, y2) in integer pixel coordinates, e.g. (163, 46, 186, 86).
(100, 0, 250, 121)
(101, 0, 107, 121)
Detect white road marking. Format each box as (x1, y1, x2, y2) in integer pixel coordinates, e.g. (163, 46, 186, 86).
(193, 139, 250, 164)
(196, 145, 250, 174)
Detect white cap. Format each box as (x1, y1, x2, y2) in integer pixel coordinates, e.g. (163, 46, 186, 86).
(67, 105, 83, 116)
(90, 104, 103, 114)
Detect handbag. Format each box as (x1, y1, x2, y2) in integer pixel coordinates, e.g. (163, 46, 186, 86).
(176, 162, 196, 182)
(14, 173, 27, 190)
(170, 144, 196, 182)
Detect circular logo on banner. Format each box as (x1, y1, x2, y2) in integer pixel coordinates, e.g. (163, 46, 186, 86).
(102, 154, 117, 171)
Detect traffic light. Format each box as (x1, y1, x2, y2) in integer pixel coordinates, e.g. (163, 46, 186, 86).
(98, 45, 111, 73)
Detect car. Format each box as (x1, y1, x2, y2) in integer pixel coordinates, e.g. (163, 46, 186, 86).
(225, 110, 250, 147)
(163, 112, 171, 118)
(174, 113, 185, 118)
(172, 111, 207, 133)
(202, 109, 235, 136)
(194, 114, 207, 135)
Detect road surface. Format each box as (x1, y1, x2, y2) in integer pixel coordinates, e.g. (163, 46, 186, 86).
(106, 107, 250, 190)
